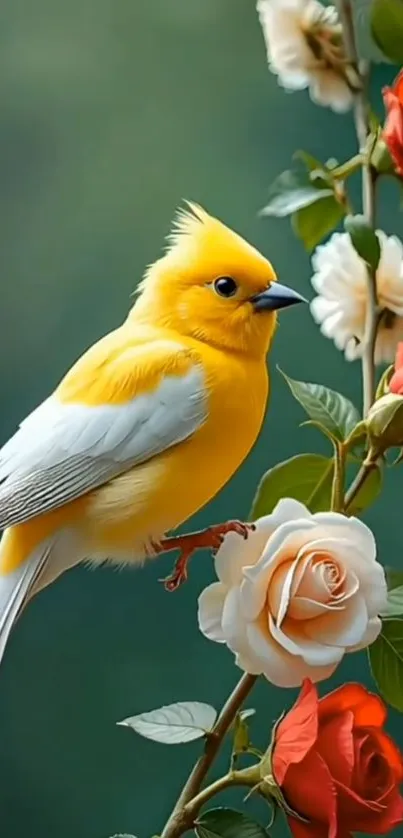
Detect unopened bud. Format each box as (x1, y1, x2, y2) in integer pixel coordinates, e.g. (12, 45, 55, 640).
(371, 137, 395, 175)
(366, 393, 403, 455)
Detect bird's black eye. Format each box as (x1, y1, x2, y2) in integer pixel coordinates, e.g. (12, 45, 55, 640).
(213, 276, 238, 298)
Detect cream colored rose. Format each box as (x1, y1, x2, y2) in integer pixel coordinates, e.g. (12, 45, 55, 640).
(198, 499, 387, 687)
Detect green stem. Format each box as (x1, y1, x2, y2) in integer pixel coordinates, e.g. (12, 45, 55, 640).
(184, 765, 260, 820)
(307, 459, 334, 509)
(160, 673, 258, 838)
(331, 153, 363, 180)
(331, 443, 346, 512)
(344, 460, 377, 512)
(336, 0, 379, 418)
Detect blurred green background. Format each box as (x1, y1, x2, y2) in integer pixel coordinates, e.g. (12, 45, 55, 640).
(0, 1, 402, 837)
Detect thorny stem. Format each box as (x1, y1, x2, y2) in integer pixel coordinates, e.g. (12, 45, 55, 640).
(160, 673, 258, 838)
(336, 0, 379, 418)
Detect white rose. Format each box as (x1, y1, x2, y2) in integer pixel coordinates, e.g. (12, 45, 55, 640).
(310, 231, 403, 364)
(198, 499, 387, 687)
(257, 0, 353, 113)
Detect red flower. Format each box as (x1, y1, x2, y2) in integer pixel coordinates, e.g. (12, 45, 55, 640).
(389, 343, 403, 395)
(272, 679, 403, 838)
(383, 70, 403, 177)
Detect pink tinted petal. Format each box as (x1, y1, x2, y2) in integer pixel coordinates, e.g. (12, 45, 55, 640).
(389, 366, 403, 394)
(303, 593, 368, 648)
(245, 619, 338, 687)
(288, 596, 343, 620)
(241, 525, 316, 621)
(269, 614, 344, 667)
(244, 520, 317, 585)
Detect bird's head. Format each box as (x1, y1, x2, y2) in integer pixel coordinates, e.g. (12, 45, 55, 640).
(131, 203, 306, 358)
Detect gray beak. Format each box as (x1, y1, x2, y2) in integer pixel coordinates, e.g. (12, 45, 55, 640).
(251, 282, 307, 312)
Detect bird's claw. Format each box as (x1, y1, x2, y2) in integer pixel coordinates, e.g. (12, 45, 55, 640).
(158, 520, 255, 592)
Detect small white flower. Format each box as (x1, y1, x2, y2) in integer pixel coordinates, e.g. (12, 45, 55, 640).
(257, 0, 353, 113)
(310, 231, 403, 364)
(198, 499, 386, 688)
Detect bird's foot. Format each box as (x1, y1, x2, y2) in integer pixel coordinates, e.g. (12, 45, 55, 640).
(157, 520, 255, 592)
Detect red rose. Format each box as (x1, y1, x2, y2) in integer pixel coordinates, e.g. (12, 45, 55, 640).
(272, 679, 403, 838)
(383, 70, 403, 177)
(389, 343, 403, 395)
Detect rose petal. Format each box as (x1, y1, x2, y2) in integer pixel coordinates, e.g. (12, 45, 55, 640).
(197, 582, 226, 642)
(347, 616, 381, 652)
(316, 711, 354, 785)
(319, 683, 387, 728)
(303, 593, 368, 648)
(371, 729, 403, 782)
(282, 748, 338, 838)
(221, 586, 250, 657)
(270, 497, 313, 523)
(242, 522, 317, 619)
(245, 617, 337, 687)
(288, 596, 342, 620)
(294, 549, 343, 603)
(269, 613, 344, 667)
(273, 678, 319, 785)
(233, 650, 262, 675)
(310, 513, 376, 563)
(295, 533, 386, 617)
(214, 523, 272, 587)
(216, 501, 312, 591)
(294, 539, 360, 605)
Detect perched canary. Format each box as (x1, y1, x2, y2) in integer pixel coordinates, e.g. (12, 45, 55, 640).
(0, 203, 304, 662)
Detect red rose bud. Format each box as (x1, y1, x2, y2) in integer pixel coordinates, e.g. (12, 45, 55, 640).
(272, 679, 403, 838)
(389, 342, 403, 395)
(383, 70, 403, 177)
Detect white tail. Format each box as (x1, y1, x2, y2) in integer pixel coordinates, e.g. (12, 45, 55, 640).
(0, 538, 53, 664)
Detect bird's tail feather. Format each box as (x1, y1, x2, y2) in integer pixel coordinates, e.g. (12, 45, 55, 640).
(0, 534, 53, 664)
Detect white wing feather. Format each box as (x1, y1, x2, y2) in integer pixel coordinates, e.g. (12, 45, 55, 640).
(0, 365, 207, 529)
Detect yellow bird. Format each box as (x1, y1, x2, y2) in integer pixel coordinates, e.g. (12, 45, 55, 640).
(0, 203, 304, 661)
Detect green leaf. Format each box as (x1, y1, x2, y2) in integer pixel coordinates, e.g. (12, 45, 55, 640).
(353, 0, 393, 63)
(195, 809, 268, 838)
(117, 702, 217, 744)
(239, 708, 255, 722)
(261, 170, 332, 218)
(383, 586, 403, 617)
(376, 365, 394, 399)
(292, 195, 345, 252)
(344, 420, 368, 452)
(369, 620, 403, 711)
(250, 454, 334, 519)
(344, 214, 381, 272)
(279, 369, 361, 442)
(293, 150, 324, 172)
(233, 714, 251, 755)
(387, 568, 403, 590)
(347, 465, 383, 516)
(371, 0, 403, 64)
